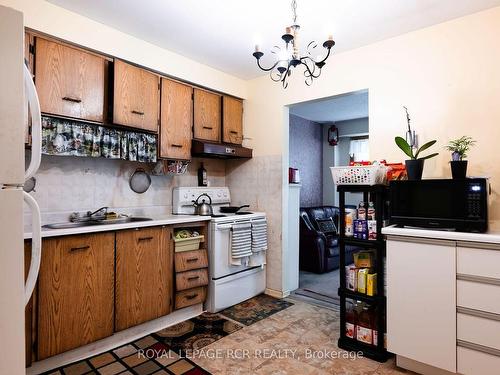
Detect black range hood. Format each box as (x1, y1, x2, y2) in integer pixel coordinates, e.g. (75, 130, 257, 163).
(191, 140, 252, 159)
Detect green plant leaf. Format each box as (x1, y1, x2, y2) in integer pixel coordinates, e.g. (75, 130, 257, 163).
(395, 136, 414, 159)
(414, 140, 437, 159)
(419, 152, 439, 160)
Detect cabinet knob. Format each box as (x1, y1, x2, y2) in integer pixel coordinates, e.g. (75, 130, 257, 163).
(187, 276, 200, 281)
(185, 293, 198, 300)
(138, 236, 153, 241)
(186, 258, 198, 263)
(171, 144, 183, 148)
(131, 110, 145, 116)
(203, 126, 213, 130)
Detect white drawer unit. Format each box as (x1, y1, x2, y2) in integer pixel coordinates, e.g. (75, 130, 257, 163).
(457, 244, 500, 279)
(457, 279, 500, 315)
(458, 345, 500, 375)
(457, 313, 500, 352)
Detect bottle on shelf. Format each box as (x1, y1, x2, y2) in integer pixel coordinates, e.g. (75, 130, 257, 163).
(198, 162, 207, 187)
(345, 299, 357, 339)
(356, 303, 376, 345)
(357, 201, 366, 220)
(367, 202, 376, 220)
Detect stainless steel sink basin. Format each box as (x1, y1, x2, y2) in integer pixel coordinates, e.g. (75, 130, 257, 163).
(42, 217, 153, 230)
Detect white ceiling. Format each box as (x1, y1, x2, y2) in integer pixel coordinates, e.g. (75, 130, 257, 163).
(48, 0, 500, 79)
(289, 90, 368, 123)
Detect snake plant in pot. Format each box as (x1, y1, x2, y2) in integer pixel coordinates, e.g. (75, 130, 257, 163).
(445, 136, 476, 179)
(395, 137, 439, 180)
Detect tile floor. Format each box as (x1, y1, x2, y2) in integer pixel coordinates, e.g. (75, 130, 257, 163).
(193, 300, 415, 375)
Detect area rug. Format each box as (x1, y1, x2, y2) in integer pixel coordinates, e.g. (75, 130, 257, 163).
(40, 313, 242, 375)
(41, 335, 211, 375)
(219, 294, 294, 326)
(153, 313, 243, 356)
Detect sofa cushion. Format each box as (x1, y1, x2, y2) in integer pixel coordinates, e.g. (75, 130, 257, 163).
(326, 236, 339, 257)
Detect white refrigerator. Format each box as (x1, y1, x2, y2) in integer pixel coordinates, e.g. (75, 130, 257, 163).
(0, 5, 42, 374)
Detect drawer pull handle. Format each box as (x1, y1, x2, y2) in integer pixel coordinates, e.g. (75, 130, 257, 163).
(187, 276, 200, 281)
(230, 130, 238, 134)
(171, 144, 183, 148)
(203, 126, 213, 130)
(62, 96, 82, 103)
(138, 236, 153, 241)
(186, 258, 198, 263)
(185, 293, 198, 300)
(70, 245, 90, 252)
(131, 110, 145, 115)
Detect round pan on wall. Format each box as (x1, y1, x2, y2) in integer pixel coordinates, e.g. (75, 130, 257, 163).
(129, 168, 151, 194)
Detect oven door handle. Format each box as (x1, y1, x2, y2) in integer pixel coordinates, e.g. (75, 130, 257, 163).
(216, 224, 232, 231)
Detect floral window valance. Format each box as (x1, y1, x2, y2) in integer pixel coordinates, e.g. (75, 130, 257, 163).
(41, 116, 157, 163)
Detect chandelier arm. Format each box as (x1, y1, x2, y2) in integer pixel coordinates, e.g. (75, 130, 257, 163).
(301, 59, 321, 79)
(256, 58, 281, 72)
(316, 46, 332, 64)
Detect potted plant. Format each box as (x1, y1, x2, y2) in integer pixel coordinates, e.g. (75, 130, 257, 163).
(445, 136, 476, 179)
(395, 137, 439, 180)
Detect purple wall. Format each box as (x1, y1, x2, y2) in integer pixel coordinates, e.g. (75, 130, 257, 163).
(289, 114, 323, 207)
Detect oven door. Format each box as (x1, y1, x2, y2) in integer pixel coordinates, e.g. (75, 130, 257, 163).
(210, 222, 249, 279)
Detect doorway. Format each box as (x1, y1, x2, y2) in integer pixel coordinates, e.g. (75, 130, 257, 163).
(287, 90, 369, 307)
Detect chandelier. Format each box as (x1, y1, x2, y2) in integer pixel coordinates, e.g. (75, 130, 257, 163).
(252, 0, 335, 88)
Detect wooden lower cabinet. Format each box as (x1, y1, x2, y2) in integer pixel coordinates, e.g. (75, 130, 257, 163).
(115, 226, 173, 331)
(25, 241, 35, 366)
(37, 233, 115, 360)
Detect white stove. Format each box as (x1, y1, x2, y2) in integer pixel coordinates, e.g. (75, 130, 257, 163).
(173, 187, 267, 312)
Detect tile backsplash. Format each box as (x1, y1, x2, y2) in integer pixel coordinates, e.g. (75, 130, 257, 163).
(24, 152, 226, 227)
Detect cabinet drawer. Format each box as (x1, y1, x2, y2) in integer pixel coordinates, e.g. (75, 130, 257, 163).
(176, 269, 208, 291)
(175, 249, 208, 272)
(175, 287, 207, 309)
(457, 245, 500, 279)
(458, 279, 500, 315)
(458, 313, 500, 351)
(458, 346, 500, 375)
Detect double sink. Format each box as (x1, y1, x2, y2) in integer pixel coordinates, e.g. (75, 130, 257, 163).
(43, 217, 153, 230)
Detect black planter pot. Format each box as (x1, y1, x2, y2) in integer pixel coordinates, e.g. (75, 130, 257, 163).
(450, 160, 468, 179)
(405, 159, 424, 180)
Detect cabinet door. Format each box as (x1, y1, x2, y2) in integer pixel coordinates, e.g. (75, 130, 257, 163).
(160, 79, 193, 160)
(115, 226, 173, 331)
(113, 59, 159, 132)
(35, 37, 106, 122)
(222, 96, 243, 144)
(24, 32, 34, 145)
(37, 233, 115, 359)
(193, 88, 221, 142)
(386, 238, 456, 372)
(24, 241, 35, 366)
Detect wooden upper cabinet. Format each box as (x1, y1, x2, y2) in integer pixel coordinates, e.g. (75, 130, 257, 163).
(222, 96, 243, 145)
(35, 37, 106, 123)
(160, 79, 193, 160)
(37, 233, 115, 360)
(115, 226, 173, 331)
(193, 88, 221, 142)
(113, 59, 159, 132)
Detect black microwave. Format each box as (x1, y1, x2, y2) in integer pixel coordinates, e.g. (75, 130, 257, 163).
(389, 178, 489, 233)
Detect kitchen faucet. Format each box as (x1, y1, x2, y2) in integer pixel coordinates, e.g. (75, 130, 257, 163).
(70, 206, 108, 222)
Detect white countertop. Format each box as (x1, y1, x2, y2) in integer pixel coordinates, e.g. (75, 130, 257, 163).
(382, 224, 500, 244)
(24, 214, 211, 240)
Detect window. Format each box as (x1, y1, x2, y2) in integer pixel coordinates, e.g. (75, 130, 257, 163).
(349, 137, 369, 162)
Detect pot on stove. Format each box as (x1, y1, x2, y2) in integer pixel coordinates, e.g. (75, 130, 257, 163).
(192, 193, 214, 216)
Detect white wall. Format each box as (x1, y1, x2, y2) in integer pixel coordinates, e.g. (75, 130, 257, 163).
(241, 6, 500, 294)
(0, 0, 247, 98)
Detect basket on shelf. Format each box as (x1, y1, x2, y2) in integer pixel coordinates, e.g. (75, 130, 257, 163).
(173, 235, 204, 252)
(330, 165, 388, 186)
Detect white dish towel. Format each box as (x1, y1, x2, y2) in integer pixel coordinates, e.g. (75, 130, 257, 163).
(251, 218, 268, 253)
(230, 222, 252, 266)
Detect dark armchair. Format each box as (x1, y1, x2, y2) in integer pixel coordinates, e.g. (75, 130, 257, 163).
(299, 206, 358, 274)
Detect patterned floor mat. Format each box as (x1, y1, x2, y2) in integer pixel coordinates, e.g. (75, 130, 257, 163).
(219, 294, 293, 326)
